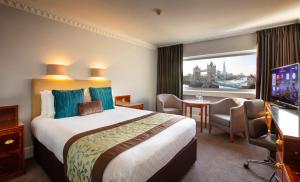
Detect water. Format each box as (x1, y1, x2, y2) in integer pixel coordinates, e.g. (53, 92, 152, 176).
(183, 84, 255, 93)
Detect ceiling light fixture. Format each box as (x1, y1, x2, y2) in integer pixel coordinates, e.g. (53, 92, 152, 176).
(153, 8, 162, 15)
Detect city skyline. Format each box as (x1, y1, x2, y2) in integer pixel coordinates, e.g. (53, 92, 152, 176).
(183, 54, 256, 76)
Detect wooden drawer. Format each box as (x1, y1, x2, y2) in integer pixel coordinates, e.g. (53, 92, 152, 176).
(0, 154, 19, 176)
(0, 131, 20, 153)
(284, 138, 300, 166)
(129, 104, 144, 110)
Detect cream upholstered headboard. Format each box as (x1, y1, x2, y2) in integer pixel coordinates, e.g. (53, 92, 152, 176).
(31, 79, 111, 119)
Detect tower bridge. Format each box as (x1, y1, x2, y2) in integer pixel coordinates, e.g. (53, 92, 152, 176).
(192, 61, 217, 83)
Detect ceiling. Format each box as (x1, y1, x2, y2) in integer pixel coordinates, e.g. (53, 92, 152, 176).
(15, 0, 300, 46)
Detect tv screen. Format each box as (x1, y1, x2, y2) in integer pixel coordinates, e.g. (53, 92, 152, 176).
(271, 63, 299, 107)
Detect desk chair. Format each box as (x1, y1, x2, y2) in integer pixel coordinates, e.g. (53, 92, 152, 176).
(243, 99, 277, 181)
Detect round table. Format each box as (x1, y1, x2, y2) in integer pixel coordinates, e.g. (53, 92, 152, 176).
(183, 99, 210, 132)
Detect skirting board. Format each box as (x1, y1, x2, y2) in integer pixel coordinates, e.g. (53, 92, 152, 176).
(25, 146, 34, 159)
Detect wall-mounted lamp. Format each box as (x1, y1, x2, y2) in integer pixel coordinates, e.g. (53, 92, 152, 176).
(46, 64, 67, 75)
(44, 64, 70, 80)
(90, 68, 105, 77)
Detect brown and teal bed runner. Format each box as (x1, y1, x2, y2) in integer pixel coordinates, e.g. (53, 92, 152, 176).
(63, 112, 186, 182)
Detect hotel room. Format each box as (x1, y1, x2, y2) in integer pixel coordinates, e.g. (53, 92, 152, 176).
(0, 0, 299, 182)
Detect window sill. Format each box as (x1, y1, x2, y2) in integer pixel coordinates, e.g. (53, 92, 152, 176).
(183, 90, 256, 99)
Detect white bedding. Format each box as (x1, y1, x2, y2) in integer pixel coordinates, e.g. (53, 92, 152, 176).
(31, 106, 196, 182)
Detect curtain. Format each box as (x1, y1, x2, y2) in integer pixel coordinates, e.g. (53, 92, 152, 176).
(157, 44, 183, 99)
(256, 23, 300, 100)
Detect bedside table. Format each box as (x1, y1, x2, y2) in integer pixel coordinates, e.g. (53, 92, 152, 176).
(116, 101, 144, 110)
(0, 105, 24, 180)
(115, 95, 144, 110)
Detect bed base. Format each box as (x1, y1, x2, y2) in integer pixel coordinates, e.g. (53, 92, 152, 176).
(34, 137, 197, 182)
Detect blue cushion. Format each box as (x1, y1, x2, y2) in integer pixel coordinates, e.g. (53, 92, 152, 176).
(52, 89, 84, 119)
(89, 87, 114, 110)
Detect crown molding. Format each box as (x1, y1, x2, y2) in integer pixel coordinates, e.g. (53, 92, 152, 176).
(0, 0, 156, 50)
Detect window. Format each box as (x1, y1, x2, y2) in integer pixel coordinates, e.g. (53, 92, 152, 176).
(183, 53, 256, 95)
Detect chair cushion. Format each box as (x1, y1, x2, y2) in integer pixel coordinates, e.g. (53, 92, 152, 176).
(211, 114, 230, 127)
(248, 117, 268, 138)
(249, 133, 276, 152)
(162, 108, 182, 115)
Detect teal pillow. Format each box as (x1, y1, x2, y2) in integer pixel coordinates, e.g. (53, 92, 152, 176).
(52, 89, 84, 119)
(89, 87, 114, 110)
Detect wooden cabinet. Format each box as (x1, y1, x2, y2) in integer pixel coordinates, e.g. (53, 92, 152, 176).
(265, 104, 300, 182)
(0, 105, 24, 181)
(115, 95, 144, 110)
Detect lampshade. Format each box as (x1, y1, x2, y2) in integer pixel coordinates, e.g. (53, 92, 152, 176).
(46, 64, 67, 75)
(90, 68, 105, 77)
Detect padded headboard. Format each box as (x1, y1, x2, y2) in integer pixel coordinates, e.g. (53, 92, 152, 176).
(31, 79, 111, 119)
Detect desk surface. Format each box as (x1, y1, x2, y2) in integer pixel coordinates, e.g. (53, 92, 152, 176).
(267, 104, 300, 138)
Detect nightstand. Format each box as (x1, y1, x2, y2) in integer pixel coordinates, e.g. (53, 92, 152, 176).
(0, 105, 24, 180)
(115, 95, 144, 110)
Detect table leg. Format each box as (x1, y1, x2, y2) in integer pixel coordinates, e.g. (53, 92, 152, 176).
(190, 106, 192, 118)
(200, 107, 203, 132)
(184, 104, 187, 116)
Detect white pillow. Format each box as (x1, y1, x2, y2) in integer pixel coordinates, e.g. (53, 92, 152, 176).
(40, 91, 48, 116)
(84, 88, 91, 102)
(40, 90, 55, 118)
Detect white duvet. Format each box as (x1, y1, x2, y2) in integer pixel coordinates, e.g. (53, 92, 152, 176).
(31, 106, 196, 182)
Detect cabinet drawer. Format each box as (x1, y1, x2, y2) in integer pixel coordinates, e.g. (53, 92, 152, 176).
(130, 105, 144, 110)
(0, 132, 19, 153)
(284, 138, 300, 166)
(0, 154, 19, 176)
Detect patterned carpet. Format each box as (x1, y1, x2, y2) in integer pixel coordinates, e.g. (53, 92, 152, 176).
(9, 126, 273, 182)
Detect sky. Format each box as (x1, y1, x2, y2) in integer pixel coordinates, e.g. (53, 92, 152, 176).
(183, 54, 256, 76)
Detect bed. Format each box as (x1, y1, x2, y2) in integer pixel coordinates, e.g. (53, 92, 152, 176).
(31, 79, 197, 182)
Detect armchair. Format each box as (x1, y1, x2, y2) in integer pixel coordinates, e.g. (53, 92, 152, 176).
(209, 98, 246, 142)
(156, 94, 183, 115)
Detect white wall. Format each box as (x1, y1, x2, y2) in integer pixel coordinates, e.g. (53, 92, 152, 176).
(183, 33, 257, 57)
(0, 5, 157, 155)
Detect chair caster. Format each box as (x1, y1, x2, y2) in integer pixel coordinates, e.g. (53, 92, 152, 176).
(244, 163, 249, 169)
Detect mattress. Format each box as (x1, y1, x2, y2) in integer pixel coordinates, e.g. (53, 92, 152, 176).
(31, 106, 196, 182)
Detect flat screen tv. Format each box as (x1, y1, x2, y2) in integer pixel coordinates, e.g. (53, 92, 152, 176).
(271, 63, 300, 109)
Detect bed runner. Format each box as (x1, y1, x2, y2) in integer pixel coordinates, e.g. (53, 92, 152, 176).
(63, 112, 185, 182)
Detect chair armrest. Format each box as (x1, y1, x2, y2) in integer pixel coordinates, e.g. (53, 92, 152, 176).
(156, 98, 164, 112)
(172, 96, 183, 109)
(230, 105, 246, 132)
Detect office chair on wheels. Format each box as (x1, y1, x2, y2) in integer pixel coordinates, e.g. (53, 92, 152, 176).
(243, 99, 277, 182)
